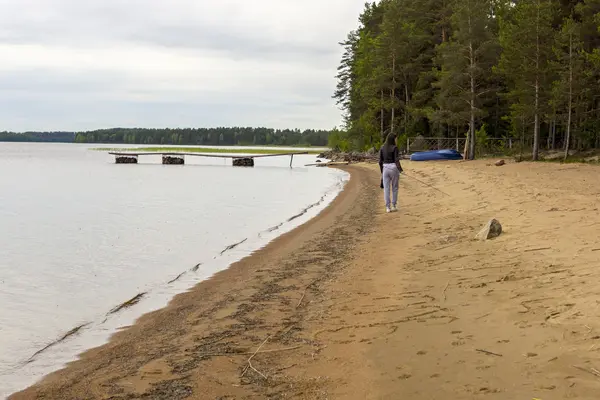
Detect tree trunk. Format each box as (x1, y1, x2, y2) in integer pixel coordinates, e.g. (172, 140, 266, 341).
(404, 84, 409, 133)
(551, 117, 556, 150)
(532, 1, 541, 161)
(380, 90, 385, 141)
(533, 80, 540, 161)
(391, 56, 396, 136)
(469, 38, 476, 160)
(564, 30, 573, 161)
(520, 115, 526, 162)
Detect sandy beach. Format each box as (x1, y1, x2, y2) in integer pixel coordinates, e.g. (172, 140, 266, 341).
(12, 160, 600, 399)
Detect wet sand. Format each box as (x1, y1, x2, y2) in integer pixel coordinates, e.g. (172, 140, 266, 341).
(12, 160, 600, 399)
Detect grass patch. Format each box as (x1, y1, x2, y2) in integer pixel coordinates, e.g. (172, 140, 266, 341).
(92, 146, 323, 155)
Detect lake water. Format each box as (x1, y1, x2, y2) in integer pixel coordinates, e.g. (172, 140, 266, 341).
(0, 143, 346, 398)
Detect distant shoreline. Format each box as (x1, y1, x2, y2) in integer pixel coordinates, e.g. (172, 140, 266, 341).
(0, 127, 333, 148)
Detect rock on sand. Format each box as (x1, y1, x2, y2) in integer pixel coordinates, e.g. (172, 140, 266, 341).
(476, 219, 503, 241)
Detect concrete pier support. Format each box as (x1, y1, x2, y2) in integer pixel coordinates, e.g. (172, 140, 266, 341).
(232, 157, 254, 167)
(115, 156, 138, 164)
(162, 155, 185, 165)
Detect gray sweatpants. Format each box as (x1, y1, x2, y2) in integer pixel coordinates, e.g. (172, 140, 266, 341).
(382, 163, 400, 208)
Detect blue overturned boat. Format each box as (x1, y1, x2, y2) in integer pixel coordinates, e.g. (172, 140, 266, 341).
(410, 149, 463, 162)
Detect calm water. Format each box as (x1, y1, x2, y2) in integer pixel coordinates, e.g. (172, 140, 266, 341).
(0, 143, 346, 398)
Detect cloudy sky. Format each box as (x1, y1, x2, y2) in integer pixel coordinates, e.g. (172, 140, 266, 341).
(0, 0, 365, 132)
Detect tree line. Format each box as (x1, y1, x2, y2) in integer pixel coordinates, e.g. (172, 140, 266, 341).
(74, 127, 331, 146)
(0, 131, 75, 142)
(0, 127, 334, 147)
(333, 0, 600, 160)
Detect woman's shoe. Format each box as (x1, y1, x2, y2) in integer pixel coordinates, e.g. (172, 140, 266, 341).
(391, 205, 398, 212)
(386, 207, 391, 213)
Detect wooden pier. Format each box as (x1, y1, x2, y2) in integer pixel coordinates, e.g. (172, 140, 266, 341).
(109, 151, 308, 167)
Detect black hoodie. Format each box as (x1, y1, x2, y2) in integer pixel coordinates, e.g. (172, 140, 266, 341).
(379, 134, 403, 173)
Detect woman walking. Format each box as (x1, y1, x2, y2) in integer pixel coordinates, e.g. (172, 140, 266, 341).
(379, 133, 403, 213)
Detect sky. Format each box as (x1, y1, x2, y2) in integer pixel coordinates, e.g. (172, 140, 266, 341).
(0, 0, 365, 132)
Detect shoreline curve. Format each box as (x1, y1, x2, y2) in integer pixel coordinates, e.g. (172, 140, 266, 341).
(10, 165, 373, 399)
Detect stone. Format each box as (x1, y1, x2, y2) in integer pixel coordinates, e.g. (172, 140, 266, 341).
(475, 219, 502, 241)
(495, 159, 506, 166)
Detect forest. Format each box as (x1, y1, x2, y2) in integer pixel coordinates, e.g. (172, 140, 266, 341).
(0, 127, 333, 147)
(0, 131, 75, 142)
(74, 127, 331, 146)
(333, 0, 600, 160)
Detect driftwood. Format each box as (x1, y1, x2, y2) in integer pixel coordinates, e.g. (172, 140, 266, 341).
(524, 247, 552, 252)
(442, 282, 449, 301)
(297, 280, 319, 307)
(573, 365, 600, 379)
(241, 336, 271, 379)
(476, 348, 503, 357)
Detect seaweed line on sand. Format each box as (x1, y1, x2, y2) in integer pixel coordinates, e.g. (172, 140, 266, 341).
(190, 263, 202, 272)
(287, 195, 327, 223)
(219, 238, 248, 256)
(259, 179, 344, 237)
(265, 222, 284, 234)
(168, 271, 187, 284)
(107, 292, 147, 315)
(26, 322, 91, 363)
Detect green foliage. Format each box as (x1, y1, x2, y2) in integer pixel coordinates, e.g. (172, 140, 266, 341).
(436, 0, 500, 159)
(476, 123, 488, 145)
(474, 123, 490, 155)
(327, 128, 350, 152)
(0, 131, 74, 142)
(2, 127, 335, 147)
(497, 0, 556, 160)
(333, 0, 600, 158)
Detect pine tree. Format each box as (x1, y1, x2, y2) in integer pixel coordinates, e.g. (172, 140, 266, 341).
(377, 0, 404, 137)
(498, 0, 556, 161)
(331, 0, 600, 156)
(435, 0, 500, 159)
(333, 31, 358, 125)
(378, 0, 431, 137)
(551, 17, 586, 159)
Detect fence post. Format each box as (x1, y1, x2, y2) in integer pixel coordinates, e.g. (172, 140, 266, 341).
(456, 138, 459, 151)
(407, 137, 410, 152)
(509, 138, 513, 149)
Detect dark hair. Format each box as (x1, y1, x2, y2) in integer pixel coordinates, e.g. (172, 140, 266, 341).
(383, 133, 397, 153)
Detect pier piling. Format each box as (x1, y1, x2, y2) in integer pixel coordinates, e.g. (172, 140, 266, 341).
(162, 155, 185, 165)
(109, 151, 308, 167)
